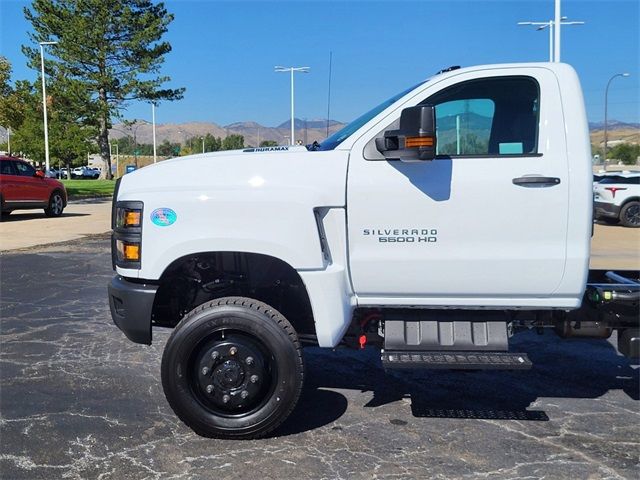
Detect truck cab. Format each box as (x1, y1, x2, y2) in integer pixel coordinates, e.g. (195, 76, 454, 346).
(108, 63, 638, 439)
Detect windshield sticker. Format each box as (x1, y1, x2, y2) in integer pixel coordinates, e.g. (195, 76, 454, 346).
(243, 146, 289, 153)
(151, 208, 177, 227)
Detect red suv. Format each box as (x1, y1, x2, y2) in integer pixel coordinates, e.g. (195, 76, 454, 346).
(0, 156, 68, 218)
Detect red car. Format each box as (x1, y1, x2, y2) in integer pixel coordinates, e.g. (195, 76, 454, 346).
(0, 156, 68, 218)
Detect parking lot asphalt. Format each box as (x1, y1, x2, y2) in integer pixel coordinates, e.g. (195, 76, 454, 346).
(0, 235, 638, 479)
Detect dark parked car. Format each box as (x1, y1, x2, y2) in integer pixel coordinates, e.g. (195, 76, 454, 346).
(0, 156, 68, 218)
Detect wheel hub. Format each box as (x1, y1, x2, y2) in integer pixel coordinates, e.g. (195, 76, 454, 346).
(194, 336, 269, 413)
(214, 360, 245, 388)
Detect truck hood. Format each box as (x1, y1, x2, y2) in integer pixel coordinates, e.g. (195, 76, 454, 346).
(116, 146, 349, 208)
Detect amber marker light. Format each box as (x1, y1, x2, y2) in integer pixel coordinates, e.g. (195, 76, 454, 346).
(124, 210, 141, 227)
(116, 207, 142, 228)
(123, 243, 140, 261)
(405, 136, 435, 148)
(116, 240, 141, 262)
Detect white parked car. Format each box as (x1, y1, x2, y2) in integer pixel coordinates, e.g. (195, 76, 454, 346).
(71, 166, 100, 179)
(593, 172, 640, 227)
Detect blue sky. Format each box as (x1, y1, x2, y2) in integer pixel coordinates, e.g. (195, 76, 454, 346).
(1, 0, 638, 127)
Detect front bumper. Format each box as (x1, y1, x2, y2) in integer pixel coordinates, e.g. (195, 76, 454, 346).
(594, 201, 620, 219)
(108, 275, 158, 345)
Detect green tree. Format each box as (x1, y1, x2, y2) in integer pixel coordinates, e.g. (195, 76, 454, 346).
(609, 143, 640, 166)
(23, 0, 184, 179)
(0, 57, 30, 133)
(222, 134, 244, 150)
(0, 58, 94, 172)
(259, 140, 278, 147)
(157, 139, 181, 157)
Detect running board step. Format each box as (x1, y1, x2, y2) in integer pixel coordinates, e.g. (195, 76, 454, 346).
(381, 351, 532, 370)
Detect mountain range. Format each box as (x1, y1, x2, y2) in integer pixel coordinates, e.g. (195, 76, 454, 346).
(1, 119, 638, 149)
(108, 119, 346, 147)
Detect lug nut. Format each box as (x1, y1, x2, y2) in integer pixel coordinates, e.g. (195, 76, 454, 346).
(241, 390, 249, 399)
(222, 394, 230, 404)
(206, 385, 214, 394)
(229, 347, 237, 356)
(246, 356, 254, 365)
(211, 351, 219, 360)
(250, 375, 259, 383)
(201, 366, 209, 375)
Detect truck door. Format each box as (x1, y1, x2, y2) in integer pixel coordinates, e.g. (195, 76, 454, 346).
(346, 68, 569, 304)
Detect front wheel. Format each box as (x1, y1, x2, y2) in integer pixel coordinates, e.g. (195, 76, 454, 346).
(620, 201, 640, 228)
(161, 297, 304, 439)
(44, 191, 65, 217)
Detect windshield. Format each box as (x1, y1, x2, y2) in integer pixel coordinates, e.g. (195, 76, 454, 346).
(315, 82, 424, 151)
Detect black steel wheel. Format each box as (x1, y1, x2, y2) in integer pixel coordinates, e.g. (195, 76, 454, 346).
(161, 297, 304, 439)
(44, 190, 65, 217)
(620, 201, 640, 228)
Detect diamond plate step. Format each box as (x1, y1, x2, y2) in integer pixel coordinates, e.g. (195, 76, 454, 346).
(381, 350, 532, 370)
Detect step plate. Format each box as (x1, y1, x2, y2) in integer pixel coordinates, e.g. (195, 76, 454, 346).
(381, 351, 532, 370)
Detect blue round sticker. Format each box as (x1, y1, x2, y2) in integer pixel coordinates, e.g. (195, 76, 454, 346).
(151, 208, 177, 226)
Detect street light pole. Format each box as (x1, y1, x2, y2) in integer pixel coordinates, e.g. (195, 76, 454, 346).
(152, 102, 157, 163)
(604, 73, 631, 162)
(275, 66, 310, 145)
(517, 16, 583, 62)
(554, 0, 561, 62)
(39, 41, 58, 172)
(7, 128, 10, 155)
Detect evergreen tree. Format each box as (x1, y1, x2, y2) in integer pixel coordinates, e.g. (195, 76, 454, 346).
(222, 134, 244, 150)
(23, 0, 184, 178)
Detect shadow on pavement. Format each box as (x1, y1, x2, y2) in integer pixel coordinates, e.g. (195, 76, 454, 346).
(280, 331, 638, 432)
(274, 387, 349, 436)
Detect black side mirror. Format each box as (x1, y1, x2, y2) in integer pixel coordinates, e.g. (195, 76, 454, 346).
(376, 105, 437, 161)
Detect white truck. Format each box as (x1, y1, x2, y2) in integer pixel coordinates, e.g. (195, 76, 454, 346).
(108, 62, 639, 439)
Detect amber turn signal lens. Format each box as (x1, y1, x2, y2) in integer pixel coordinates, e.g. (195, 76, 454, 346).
(405, 136, 435, 148)
(116, 239, 141, 263)
(123, 244, 140, 261)
(124, 210, 141, 227)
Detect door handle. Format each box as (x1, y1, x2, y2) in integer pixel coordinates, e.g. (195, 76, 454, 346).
(512, 176, 561, 188)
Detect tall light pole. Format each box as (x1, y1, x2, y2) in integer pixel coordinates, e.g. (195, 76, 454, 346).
(151, 102, 157, 163)
(554, 0, 561, 62)
(275, 66, 310, 145)
(518, 17, 583, 61)
(6, 128, 10, 155)
(604, 73, 631, 161)
(39, 41, 58, 172)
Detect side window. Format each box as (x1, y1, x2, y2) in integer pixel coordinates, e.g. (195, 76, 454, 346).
(1, 161, 16, 175)
(14, 161, 36, 177)
(423, 76, 540, 157)
(434, 99, 494, 156)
